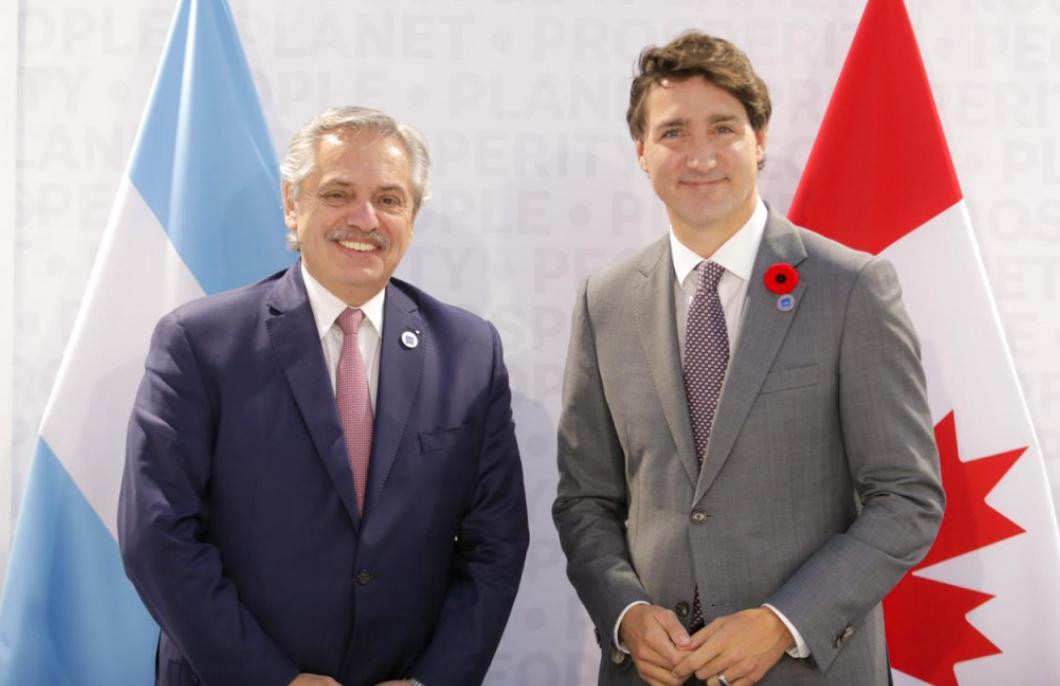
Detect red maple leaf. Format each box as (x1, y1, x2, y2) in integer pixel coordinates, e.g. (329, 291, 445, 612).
(883, 411, 1026, 685)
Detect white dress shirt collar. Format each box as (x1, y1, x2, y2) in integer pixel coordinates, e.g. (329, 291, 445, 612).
(670, 195, 768, 287)
(300, 261, 386, 339)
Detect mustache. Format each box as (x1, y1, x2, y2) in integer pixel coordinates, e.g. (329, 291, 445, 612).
(325, 228, 390, 250)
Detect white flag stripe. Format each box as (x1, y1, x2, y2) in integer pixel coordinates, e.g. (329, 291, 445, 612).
(911, 449, 1060, 681)
(40, 179, 204, 537)
(883, 200, 1060, 682)
(882, 202, 1048, 457)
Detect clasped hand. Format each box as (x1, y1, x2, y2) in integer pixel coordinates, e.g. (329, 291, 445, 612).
(618, 604, 792, 686)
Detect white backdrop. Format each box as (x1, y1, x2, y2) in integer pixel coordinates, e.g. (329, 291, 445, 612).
(9, 1, 1060, 683)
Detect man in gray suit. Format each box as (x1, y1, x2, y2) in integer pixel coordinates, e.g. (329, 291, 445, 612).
(552, 31, 944, 686)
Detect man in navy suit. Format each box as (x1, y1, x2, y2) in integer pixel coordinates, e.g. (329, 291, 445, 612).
(118, 106, 529, 686)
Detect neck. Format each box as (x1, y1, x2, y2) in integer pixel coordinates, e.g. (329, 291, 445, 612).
(336, 285, 384, 308)
(672, 199, 755, 259)
(299, 261, 385, 308)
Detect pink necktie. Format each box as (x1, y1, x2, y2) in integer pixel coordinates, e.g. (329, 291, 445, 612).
(336, 308, 373, 516)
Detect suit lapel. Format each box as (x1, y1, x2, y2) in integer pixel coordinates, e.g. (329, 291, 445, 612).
(364, 282, 424, 515)
(694, 211, 809, 503)
(633, 238, 699, 488)
(265, 263, 361, 530)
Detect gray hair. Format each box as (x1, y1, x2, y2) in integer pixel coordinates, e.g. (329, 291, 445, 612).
(281, 105, 431, 214)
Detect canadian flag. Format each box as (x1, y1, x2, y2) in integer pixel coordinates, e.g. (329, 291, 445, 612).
(788, 0, 1060, 684)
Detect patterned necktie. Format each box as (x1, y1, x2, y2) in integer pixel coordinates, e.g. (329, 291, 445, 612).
(336, 308, 373, 517)
(682, 261, 730, 631)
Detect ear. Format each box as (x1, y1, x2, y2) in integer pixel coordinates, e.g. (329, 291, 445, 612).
(282, 182, 298, 231)
(635, 139, 648, 173)
(754, 126, 769, 164)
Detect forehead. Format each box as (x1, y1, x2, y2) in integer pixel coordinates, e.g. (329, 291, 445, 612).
(642, 76, 749, 127)
(313, 130, 412, 186)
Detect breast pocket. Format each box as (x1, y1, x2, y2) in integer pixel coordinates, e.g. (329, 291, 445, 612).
(759, 363, 818, 394)
(419, 424, 480, 453)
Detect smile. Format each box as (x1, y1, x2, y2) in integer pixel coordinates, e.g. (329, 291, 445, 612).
(337, 240, 380, 252)
(680, 177, 725, 187)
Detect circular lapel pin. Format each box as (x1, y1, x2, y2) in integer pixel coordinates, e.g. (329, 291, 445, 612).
(764, 263, 799, 295)
(776, 294, 795, 312)
(400, 330, 420, 349)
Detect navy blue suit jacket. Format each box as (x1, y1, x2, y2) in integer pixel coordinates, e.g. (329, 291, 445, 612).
(118, 264, 529, 686)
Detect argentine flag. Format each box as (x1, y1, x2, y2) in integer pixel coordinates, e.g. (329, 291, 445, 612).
(0, 0, 292, 682)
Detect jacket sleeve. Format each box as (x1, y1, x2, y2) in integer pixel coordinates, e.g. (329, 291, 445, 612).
(552, 278, 653, 644)
(118, 312, 300, 686)
(764, 257, 945, 671)
(407, 323, 530, 686)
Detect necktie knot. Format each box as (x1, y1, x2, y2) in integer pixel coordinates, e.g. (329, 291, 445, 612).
(337, 308, 364, 336)
(697, 261, 725, 292)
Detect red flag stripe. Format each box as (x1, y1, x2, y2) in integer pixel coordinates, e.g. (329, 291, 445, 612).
(787, 0, 962, 254)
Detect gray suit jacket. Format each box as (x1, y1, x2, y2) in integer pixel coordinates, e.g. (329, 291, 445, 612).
(553, 211, 944, 685)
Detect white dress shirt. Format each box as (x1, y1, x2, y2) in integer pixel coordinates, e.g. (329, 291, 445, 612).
(300, 262, 384, 409)
(671, 196, 766, 357)
(614, 196, 811, 659)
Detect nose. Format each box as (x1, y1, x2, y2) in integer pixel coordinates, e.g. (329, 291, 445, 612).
(345, 199, 379, 231)
(686, 138, 717, 171)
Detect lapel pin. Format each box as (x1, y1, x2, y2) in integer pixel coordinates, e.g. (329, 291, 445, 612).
(764, 262, 799, 294)
(400, 330, 420, 350)
(764, 262, 799, 313)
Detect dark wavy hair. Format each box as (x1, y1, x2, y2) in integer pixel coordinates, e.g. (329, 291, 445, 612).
(626, 31, 772, 142)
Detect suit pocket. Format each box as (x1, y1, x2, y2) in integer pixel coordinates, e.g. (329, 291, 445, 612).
(419, 424, 477, 453)
(760, 363, 818, 394)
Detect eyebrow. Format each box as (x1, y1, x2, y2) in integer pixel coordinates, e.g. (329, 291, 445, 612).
(651, 113, 741, 135)
(317, 179, 352, 190)
(652, 117, 688, 133)
(707, 114, 740, 125)
(317, 180, 408, 196)
(378, 184, 409, 197)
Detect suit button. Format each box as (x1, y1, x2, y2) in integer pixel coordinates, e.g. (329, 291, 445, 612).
(675, 601, 690, 618)
(833, 625, 854, 648)
(690, 509, 708, 523)
(356, 569, 372, 585)
(610, 645, 628, 665)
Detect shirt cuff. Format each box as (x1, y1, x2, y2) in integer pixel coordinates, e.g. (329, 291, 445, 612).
(613, 601, 651, 653)
(762, 603, 810, 658)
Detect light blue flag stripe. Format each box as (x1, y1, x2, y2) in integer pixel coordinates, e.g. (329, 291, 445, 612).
(0, 440, 156, 685)
(130, 0, 293, 295)
(0, 1, 294, 682)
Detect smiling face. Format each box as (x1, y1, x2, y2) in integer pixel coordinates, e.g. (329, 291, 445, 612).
(635, 76, 767, 255)
(283, 128, 415, 306)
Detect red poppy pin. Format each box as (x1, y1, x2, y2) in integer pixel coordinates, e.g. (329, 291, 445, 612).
(764, 263, 798, 295)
